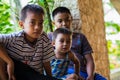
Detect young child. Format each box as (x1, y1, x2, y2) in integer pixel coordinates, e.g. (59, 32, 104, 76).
(51, 28, 81, 80)
(48, 7, 107, 80)
(0, 4, 59, 80)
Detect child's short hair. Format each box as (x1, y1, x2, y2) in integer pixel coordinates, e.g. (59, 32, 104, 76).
(52, 28, 72, 41)
(20, 4, 45, 21)
(52, 7, 71, 20)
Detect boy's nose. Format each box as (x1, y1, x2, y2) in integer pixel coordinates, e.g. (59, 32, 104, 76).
(63, 42, 67, 45)
(62, 21, 66, 26)
(35, 25, 39, 29)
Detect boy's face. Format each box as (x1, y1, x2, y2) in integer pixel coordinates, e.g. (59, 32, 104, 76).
(53, 12, 72, 30)
(53, 33, 72, 54)
(19, 12, 44, 42)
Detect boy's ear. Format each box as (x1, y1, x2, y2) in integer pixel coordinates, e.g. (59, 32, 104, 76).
(19, 21, 24, 29)
(51, 41, 55, 46)
(52, 21, 55, 25)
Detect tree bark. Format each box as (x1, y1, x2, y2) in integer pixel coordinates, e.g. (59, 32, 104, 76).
(110, 0, 120, 14)
(77, 0, 110, 79)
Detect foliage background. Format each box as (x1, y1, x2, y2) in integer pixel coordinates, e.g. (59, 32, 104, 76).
(0, 1, 13, 33)
(103, 0, 120, 70)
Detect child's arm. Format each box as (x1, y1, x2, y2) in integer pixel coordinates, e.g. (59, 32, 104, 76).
(43, 61, 52, 76)
(0, 44, 15, 80)
(69, 51, 80, 76)
(69, 51, 84, 79)
(85, 54, 95, 80)
(0, 58, 8, 80)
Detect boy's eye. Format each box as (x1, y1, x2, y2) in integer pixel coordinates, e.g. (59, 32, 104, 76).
(58, 20, 62, 23)
(67, 40, 70, 44)
(65, 19, 71, 22)
(59, 40, 64, 43)
(39, 21, 43, 25)
(30, 21, 35, 25)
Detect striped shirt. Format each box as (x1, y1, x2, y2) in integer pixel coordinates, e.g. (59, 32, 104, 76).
(0, 30, 55, 74)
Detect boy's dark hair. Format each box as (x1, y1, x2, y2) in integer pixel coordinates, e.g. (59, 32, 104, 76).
(52, 28, 72, 41)
(20, 4, 44, 21)
(52, 7, 71, 19)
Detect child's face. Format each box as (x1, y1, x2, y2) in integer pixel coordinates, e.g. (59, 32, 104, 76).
(53, 13, 72, 30)
(53, 33, 72, 54)
(19, 12, 44, 42)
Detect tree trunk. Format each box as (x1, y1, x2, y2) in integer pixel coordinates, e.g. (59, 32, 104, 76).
(110, 0, 120, 14)
(77, 0, 110, 80)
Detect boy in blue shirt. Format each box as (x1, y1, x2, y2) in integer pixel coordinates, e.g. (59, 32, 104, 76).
(51, 28, 83, 80)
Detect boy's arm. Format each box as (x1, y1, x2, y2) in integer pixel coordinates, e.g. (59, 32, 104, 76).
(0, 44, 15, 80)
(43, 61, 52, 76)
(85, 54, 95, 80)
(0, 58, 8, 80)
(69, 51, 80, 76)
(0, 44, 13, 66)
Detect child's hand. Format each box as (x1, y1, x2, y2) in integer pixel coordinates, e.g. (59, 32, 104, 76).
(7, 61, 16, 80)
(86, 76, 94, 80)
(78, 75, 84, 80)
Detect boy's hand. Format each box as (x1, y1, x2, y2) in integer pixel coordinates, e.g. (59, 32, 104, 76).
(78, 75, 84, 80)
(7, 61, 16, 80)
(86, 76, 94, 80)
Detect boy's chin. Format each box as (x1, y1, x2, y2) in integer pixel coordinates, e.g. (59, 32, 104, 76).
(33, 36, 39, 39)
(33, 34, 41, 38)
(61, 50, 69, 53)
(30, 36, 39, 41)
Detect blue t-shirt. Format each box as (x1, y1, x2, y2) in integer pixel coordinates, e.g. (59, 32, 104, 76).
(51, 53, 70, 79)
